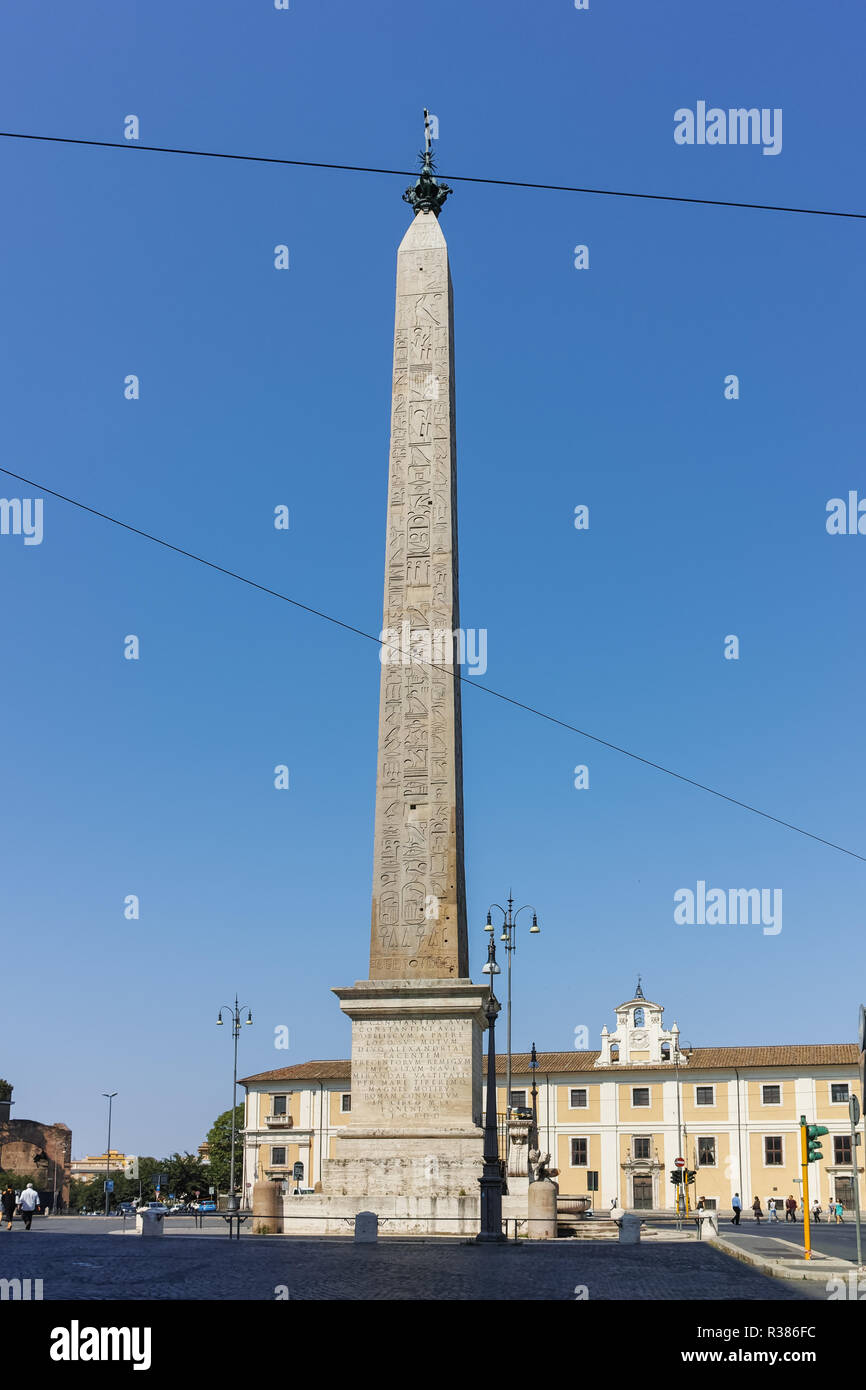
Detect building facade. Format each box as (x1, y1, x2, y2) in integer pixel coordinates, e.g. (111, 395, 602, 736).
(69, 1150, 133, 1184)
(241, 987, 863, 1215)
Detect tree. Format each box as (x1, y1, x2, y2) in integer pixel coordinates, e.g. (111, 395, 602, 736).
(0, 1167, 37, 1194)
(206, 1105, 245, 1195)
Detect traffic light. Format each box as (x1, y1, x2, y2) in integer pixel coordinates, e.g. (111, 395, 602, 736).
(670, 1169, 682, 1186)
(806, 1124, 829, 1162)
(685, 1169, 697, 1186)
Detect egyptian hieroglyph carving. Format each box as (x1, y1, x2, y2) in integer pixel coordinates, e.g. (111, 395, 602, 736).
(369, 211, 467, 980)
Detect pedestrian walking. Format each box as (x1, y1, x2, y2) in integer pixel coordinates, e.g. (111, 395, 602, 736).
(16, 1182, 40, 1230)
(752, 1196, 763, 1223)
(731, 1192, 742, 1225)
(1, 1184, 14, 1231)
(811, 1199, 821, 1223)
(835, 1200, 844, 1224)
(767, 1197, 778, 1222)
(785, 1195, 797, 1222)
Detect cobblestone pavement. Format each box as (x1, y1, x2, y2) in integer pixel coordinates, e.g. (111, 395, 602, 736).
(0, 1230, 823, 1300)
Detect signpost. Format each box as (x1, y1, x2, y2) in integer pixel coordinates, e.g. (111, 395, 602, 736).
(849, 1093, 863, 1270)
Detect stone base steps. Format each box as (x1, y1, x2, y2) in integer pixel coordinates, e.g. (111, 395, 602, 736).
(558, 1217, 620, 1240)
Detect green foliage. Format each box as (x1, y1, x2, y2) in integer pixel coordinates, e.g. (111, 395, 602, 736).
(0, 1079, 13, 1101)
(206, 1105, 245, 1195)
(69, 1153, 208, 1210)
(0, 1167, 37, 1193)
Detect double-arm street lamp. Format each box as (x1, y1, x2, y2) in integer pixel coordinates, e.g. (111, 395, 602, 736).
(485, 893, 540, 1132)
(216, 997, 253, 1212)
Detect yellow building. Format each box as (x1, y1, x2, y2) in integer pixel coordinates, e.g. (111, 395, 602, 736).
(69, 1150, 133, 1184)
(241, 986, 862, 1216)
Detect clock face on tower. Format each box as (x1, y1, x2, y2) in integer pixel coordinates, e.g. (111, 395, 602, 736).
(631, 1030, 649, 1050)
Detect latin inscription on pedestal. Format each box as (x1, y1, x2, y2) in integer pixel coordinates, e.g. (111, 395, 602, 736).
(352, 1017, 473, 1124)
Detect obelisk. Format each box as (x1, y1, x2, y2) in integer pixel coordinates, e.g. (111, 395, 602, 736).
(327, 122, 487, 1203)
(369, 141, 467, 981)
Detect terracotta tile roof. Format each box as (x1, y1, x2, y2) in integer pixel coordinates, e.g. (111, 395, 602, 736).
(240, 1043, 857, 1085)
(239, 1060, 352, 1084)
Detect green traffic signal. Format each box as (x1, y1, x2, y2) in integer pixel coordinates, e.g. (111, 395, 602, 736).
(806, 1123, 829, 1163)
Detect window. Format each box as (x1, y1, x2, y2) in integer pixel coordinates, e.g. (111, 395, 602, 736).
(695, 1086, 715, 1107)
(702, 1197, 717, 1210)
(569, 1088, 588, 1109)
(271, 1146, 286, 1166)
(570, 1138, 588, 1167)
(834, 1136, 852, 1164)
(697, 1136, 717, 1167)
(633, 1137, 651, 1160)
(831, 1083, 850, 1104)
(272, 1094, 287, 1116)
(632, 1087, 650, 1108)
(340, 1094, 351, 1113)
(762, 1084, 782, 1106)
(661, 1043, 671, 1061)
(510, 1090, 527, 1109)
(633, 1007, 645, 1027)
(764, 1136, 783, 1165)
(586, 1171, 599, 1192)
(610, 1044, 620, 1063)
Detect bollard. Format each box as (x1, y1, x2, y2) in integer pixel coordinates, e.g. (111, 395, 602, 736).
(355, 1211, 378, 1243)
(697, 1211, 719, 1240)
(136, 1211, 164, 1239)
(618, 1213, 641, 1245)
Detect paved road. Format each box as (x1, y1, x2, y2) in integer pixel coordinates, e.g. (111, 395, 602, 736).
(722, 1218, 864, 1263)
(0, 1226, 821, 1300)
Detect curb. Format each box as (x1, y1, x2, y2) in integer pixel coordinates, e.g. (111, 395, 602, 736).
(710, 1233, 854, 1283)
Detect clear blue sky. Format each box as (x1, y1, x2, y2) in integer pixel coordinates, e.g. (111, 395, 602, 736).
(1, 0, 863, 1158)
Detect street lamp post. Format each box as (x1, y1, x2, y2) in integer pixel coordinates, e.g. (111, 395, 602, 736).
(216, 997, 253, 1212)
(485, 893, 540, 1143)
(477, 937, 505, 1243)
(673, 1044, 692, 1223)
(102, 1092, 117, 1216)
(529, 1041, 541, 1171)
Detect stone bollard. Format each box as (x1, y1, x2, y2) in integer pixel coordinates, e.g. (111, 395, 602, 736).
(252, 1179, 281, 1234)
(618, 1213, 641, 1245)
(528, 1179, 558, 1240)
(136, 1211, 164, 1239)
(697, 1211, 719, 1240)
(355, 1211, 378, 1243)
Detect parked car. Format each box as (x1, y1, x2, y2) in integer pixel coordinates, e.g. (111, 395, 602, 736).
(138, 1201, 168, 1216)
(196, 1201, 217, 1212)
(118, 1203, 136, 1217)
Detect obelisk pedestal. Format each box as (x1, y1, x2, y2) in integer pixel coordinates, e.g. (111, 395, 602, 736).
(326, 979, 486, 1197)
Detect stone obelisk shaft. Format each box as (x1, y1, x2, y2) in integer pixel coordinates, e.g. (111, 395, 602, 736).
(369, 209, 468, 980)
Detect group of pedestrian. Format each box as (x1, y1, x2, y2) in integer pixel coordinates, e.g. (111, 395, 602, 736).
(811, 1198, 844, 1224)
(1, 1182, 41, 1230)
(732, 1191, 845, 1225)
